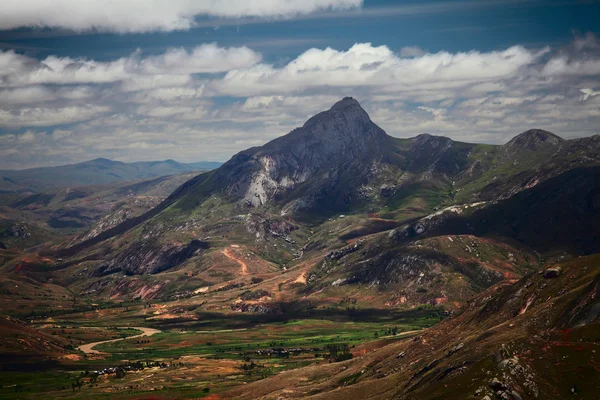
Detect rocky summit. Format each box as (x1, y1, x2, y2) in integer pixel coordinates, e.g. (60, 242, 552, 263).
(167, 97, 393, 213)
(1, 98, 599, 400)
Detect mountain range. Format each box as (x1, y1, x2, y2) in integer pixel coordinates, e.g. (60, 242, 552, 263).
(1, 98, 599, 399)
(0, 158, 222, 193)
(55, 98, 599, 280)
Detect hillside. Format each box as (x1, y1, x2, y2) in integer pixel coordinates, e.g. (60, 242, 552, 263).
(0, 172, 207, 251)
(225, 254, 600, 399)
(1, 99, 590, 348)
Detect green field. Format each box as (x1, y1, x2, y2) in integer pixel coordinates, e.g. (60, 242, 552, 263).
(0, 307, 444, 399)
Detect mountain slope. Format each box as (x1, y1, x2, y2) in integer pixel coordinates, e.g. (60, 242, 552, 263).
(393, 166, 600, 255)
(44, 99, 599, 307)
(0, 172, 204, 251)
(225, 254, 600, 400)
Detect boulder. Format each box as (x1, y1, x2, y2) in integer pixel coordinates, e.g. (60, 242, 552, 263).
(511, 390, 523, 400)
(489, 377, 505, 390)
(543, 267, 561, 278)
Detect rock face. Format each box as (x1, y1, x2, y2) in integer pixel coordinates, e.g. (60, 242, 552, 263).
(78, 196, 163, 243)
(10, 223, 31, 239)
(168, 97, 481, 218)
(207, 97, 392, 209)
(93, 239, 209, 276)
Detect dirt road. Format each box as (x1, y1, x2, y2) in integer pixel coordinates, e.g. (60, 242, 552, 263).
(77, 327, 161, 354)
(222, 246, 249, 276)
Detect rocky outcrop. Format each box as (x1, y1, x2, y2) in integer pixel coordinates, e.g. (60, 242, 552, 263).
(79, 197, 162, 243)
(543, 267, 561, 278)
(9, 223, 31, 239)
(206, 97, 392, 210)
(92, 239, 209, 276)
(231, 302, 281, 314)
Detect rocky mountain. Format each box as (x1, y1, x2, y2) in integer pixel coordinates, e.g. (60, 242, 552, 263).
(30, 97, 597, 310)
(161, 99, 599, 223)
(504, 128, 565, 152)
(166, 97, 398, 215)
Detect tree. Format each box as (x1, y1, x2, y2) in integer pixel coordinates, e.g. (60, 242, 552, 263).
(325, 344, 353, 362)
(72, 378, 82, 392)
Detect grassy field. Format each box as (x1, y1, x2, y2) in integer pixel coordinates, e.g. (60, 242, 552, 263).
(0, 307, 444, 399)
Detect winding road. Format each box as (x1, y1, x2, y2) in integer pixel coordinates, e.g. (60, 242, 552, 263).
(77, 327, 162, 354)
(223, 246, 249, 276)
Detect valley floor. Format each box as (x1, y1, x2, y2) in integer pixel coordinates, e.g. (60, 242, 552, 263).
(0, 305, 443, 399)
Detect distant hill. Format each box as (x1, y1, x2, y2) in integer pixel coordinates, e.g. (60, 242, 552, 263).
(186, 161, 224, 170)
(0, 158, 222, 193)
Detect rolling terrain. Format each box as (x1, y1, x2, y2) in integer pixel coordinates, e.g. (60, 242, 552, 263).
(226, 254, 600, 400)
(0, 158, 222, 193)
(0, 98, 598, 399)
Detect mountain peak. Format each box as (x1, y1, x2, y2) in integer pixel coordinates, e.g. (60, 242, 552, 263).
(303, 97, 370, 130)
(85, 158, 117, 166)
(505, 129, 564, 151)
(209, 97, 389, 208)
(412, 133, 452, 144)
(330, 96, 362, 111)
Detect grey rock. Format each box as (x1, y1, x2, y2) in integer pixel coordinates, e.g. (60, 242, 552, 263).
(543, 267, 561, 279)
(511, 390, 523, 400)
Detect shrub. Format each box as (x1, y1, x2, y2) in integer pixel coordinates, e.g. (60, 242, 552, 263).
(325, 343, 353, 362)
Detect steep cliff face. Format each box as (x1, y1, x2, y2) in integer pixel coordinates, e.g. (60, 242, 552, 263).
(167, 98, 473, 218)
(197, 97, 393, 209)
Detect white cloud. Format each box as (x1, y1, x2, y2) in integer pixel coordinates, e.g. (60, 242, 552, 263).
(0, 86, 55, 105)
(0, 0, 363, 33)
(212, 43, 547, 96)
(0, 105, 109, 127)
(0, 43, 258, 128)
(1, 35, 600, 168)
(542, 57, 600, 76)
(0, 86, 94, 105)
(0, 44, 261, 87)
(137, 45, 262, 74)
(121, 75, 193, 92)
(580, 88, 600, 101)
(132, 86, 203, 102)
(399, 46, 427, 57)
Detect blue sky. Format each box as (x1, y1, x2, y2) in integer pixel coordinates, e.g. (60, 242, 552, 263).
(0, 0, 599, 168)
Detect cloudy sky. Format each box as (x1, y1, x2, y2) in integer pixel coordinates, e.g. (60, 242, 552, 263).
(1, 0, 599, 169)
